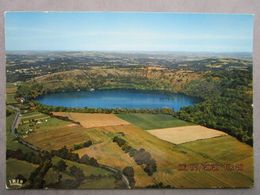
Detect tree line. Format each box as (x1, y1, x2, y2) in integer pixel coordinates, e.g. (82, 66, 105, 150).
(113, 136, 157, 176)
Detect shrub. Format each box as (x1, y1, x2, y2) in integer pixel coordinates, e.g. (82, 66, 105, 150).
(113, 136, 126, 147)
(146, 182, 172, 188)
(128, 148, 137, 157)
(122, 166, 135, 188)
(121, 144, 132, 153)
(83, 140, 92, 147)
(73, 140, 92, 150)
(53, 160, 67, 172)
(133, 148, 151, 165)
(112, 137, 158, 176)
(80, 154, 99, 166)
(144, 159, 157, 176)
(69, 166, 85, 182)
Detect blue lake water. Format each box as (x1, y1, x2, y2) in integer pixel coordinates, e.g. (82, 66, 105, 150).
(36, 89, 200, 111)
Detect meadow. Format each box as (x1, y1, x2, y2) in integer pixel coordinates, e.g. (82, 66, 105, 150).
(6, 158, 38, 188)
(117, 113, 193, 130)
(6, 83, 17, 105)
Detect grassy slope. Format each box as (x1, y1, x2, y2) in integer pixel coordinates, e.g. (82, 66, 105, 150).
(6, 93, 17, 104)
(33, 68, 203, 93)
(45, 156, 118, 189)
(74, 122, 253, 188)
(79, 177, 116, 189)
(19, 116, 70, 135)
(74, 125, 155, 187)
(181, 136, 254, 182)
(6, 113, 37, 188)
(52, 156, 112, 177)
(181, 136, 253, 163)
(24, 126, 91, 150)
(8, 108, 254, 188)
(36, 117, 70, 131)
(6, 113, 33, 153)
(6, 158, 37, 179)
(21, 111, 47, 119)
(6, 83, 18, 105)
(117, 113, 193, 130)
(6, 158, 38, 188)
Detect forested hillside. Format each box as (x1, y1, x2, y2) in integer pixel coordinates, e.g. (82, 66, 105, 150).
(178, 69, 253, 145)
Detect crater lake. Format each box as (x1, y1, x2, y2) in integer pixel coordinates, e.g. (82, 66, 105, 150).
(36, 89, 200, 111)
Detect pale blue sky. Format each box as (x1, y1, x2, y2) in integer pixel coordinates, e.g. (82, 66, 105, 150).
(5, 12, 254, 52)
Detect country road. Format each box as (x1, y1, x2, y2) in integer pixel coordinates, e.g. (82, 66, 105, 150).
(99, 164, 131, 189)
(7, 105, 20, 137)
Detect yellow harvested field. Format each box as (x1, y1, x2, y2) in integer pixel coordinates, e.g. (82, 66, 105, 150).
(148, 125, 227, 144)
(24, 125, 90, 150)
(52, 112, 130, 128)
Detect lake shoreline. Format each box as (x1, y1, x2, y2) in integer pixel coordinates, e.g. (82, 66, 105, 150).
(36, 88, 201, 111)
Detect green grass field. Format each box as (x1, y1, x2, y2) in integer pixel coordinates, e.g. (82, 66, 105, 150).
(181, 136, 253, 163)
(117, 113, 193, 130)
(36, 117, 70, 131)
(18, 112, 70, 135)
(20, 112, 49, 123)
(21, 111, 47, 118)
(6, 93, 17, 104)
(79, 177, 117, 189)
(6, 112, 34, 153)
(181, 136, 254, 183)
(6, 158, 38, 188)
(6, 83, 18, 105)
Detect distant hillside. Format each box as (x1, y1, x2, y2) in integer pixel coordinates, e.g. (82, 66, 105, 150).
(18, 67, 203, 98)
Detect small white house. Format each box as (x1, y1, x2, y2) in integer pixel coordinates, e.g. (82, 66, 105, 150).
(20, 97, 25, 104)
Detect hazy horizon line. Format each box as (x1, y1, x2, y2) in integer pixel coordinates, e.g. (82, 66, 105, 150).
(5, 50, 252, 54)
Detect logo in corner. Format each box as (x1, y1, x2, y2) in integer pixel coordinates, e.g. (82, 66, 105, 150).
(8, 179, 24, 188)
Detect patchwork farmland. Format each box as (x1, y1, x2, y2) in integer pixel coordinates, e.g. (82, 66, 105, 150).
(17, 112, 253, 188)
